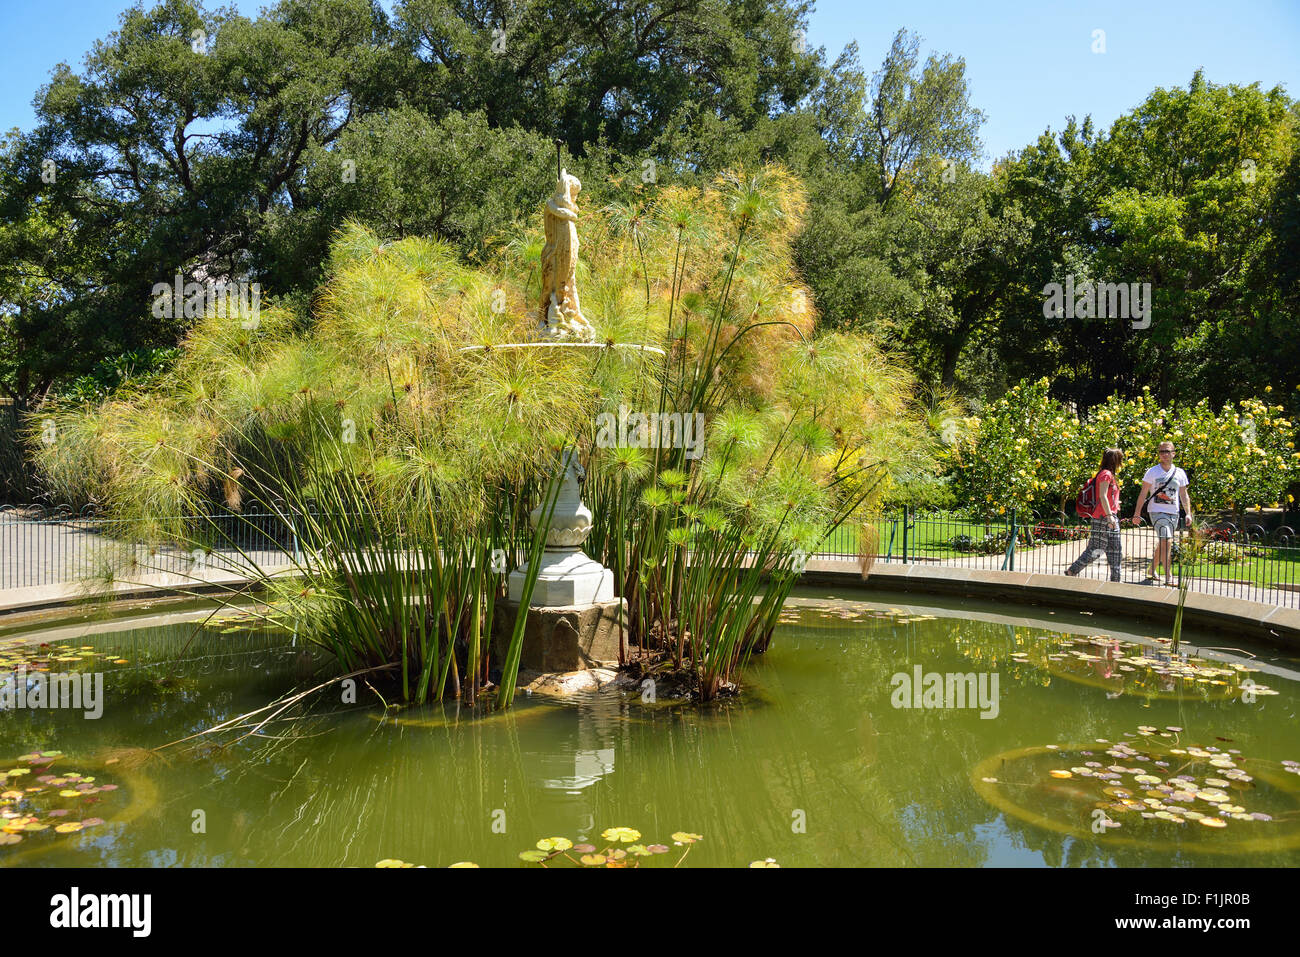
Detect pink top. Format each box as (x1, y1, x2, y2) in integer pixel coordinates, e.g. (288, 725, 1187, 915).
(1094, 469, 1120, 517)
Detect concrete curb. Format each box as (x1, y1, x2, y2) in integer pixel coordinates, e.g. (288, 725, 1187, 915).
(802, 559, 1300, 646)
(0, 567, 298, 619)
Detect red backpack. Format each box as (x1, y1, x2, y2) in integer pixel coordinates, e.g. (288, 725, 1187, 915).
(1075, 472, 1101, 519)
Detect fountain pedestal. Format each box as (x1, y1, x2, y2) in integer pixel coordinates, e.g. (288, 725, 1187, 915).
(507, 449, 615, 607)
(508, 548, 613, 605)
(500, 449, 622, 676)
(492, 597, 625, 672)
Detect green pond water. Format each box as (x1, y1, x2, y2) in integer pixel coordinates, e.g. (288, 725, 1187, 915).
(3, 588, 1300, 868)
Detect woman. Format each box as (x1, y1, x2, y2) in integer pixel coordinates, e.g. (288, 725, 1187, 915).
(1065, 448, 1124, 582)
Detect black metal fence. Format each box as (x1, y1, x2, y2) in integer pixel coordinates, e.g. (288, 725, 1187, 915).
(814, 507, 1300, 609)
(0, 506, 300, 591)
(3, 504, 1298, 610)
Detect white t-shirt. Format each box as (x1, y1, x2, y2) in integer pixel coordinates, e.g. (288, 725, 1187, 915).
(1143, 465, 1188, 514)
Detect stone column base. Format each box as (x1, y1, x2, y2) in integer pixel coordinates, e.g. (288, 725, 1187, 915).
(492, 597, 626, 672)
(507, 548, 615, 606)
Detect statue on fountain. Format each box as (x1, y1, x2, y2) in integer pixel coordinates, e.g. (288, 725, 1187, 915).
(539, 169, 596, 342)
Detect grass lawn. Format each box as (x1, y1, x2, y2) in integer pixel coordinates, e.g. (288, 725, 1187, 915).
(820, 513, 1035, 560)
(1173, 547, 1300, 589)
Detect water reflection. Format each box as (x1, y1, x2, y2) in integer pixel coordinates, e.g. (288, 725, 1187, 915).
(536, 748, 616, 793)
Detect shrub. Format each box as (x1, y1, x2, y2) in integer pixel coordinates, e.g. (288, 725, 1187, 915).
(948, 378, 1299, 519)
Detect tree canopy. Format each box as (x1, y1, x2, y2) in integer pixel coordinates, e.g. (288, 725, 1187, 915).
(1, 1, 1297, 504)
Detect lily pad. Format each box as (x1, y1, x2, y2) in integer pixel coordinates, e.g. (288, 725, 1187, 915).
(601, 827, 641, 843)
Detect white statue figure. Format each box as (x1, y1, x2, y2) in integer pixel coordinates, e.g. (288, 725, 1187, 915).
(539, 169, 595, 341)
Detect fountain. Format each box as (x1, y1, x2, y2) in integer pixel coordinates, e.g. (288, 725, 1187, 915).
(491, 165, 626, 676)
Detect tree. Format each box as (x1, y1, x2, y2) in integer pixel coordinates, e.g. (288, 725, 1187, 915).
(392, 0, 824, 160)
(794, 30, 1001, 392)
(860, 28, 984, 210)
(0, 0, 390, 403)
(992, 74, 1298, 410)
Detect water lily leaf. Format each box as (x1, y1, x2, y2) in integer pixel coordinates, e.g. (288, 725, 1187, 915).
(580, 853, 607, 866)
(647, 844, 670, 854)
(749, 859, 780, 867)
(518, 850, 550, 863)
(601, 827, 641, 843)
(670, 832, 702, 844)
(375, 859, 410, 867)
(627, 845, 653, 857)
(536, 837, 572, 852)
(54, 822, 82, 834)
(448, 862, 479, 868)
(1199, 817, 1228, 828)
(0, 833, 20, 845)
(572, 844, 596, 854)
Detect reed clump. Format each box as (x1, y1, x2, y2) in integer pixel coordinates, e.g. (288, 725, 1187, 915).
(32, 164, 933, 704)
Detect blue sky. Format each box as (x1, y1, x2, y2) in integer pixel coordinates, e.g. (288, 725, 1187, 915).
(1, 0, 1296, 164)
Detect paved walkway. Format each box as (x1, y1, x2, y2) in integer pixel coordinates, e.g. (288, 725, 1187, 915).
(0, 510, 290, 591)
(854, 526, 1297, 609)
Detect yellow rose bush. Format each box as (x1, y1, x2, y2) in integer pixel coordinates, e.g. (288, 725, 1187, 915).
(948, 380, 1298, 521)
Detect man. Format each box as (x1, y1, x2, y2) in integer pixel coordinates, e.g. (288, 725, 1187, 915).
(1132, 442, 1194, 585)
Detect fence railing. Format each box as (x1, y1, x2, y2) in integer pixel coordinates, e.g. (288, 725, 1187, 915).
(3, 504, 1298, 609)
(813, 507, 1300, 608)
(1, 506, 299, 592)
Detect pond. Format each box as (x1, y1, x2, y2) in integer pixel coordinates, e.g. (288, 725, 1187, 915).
(2, 588, 1299, 868)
